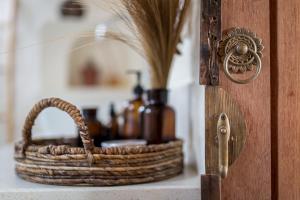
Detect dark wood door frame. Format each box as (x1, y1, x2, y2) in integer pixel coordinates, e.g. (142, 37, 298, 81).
(270, 0, 278, 198)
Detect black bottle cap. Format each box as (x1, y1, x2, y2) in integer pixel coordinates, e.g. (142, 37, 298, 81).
(82, 108, 97, 119)
(146, 89, 168, 104)
(127, 70, 144, 97)
(109, 103, 116, 117)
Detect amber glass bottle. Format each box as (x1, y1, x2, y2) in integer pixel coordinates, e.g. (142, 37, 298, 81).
(122, 97, 144, 139)
(121, 71, 144, 139)
(79, 108, 103, 147)
(107, 103, 119, 140)
(140, 89, 176, 144)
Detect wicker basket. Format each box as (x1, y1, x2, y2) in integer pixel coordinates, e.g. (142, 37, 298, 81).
(14, 98, 183, 186)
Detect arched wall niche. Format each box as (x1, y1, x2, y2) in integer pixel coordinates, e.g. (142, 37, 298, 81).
(68, 34, 134, 89)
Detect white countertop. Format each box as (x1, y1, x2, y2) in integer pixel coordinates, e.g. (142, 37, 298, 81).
(0, 145, 200, 200)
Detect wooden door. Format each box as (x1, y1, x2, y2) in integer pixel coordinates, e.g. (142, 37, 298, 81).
(276, 0, 300, 199)
(220, 0, 271, 199)
(204, 0, 300, 199)
(201, 0, 273, 199)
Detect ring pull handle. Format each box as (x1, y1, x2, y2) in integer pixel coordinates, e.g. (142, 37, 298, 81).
(218, 27, 264, 84)
(217, 113, 230, 178)
(21, 98, 95, 165)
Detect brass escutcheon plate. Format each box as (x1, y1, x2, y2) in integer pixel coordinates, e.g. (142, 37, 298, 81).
(218, 27, 264, 74)
(205, 86, 246, 176)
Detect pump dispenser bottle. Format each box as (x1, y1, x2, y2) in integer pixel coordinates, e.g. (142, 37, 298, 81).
(120, 71, 144, 139)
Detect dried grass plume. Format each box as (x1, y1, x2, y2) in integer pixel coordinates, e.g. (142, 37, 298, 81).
(108, 0, 191, 88)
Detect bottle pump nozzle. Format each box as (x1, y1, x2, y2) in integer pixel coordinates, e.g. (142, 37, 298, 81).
(127, 70, 144, 97)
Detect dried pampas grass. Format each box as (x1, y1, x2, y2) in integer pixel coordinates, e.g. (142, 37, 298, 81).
(107, 0, 191, 88)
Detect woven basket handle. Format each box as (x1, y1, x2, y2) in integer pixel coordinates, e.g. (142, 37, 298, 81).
(21, 98, 94, 165)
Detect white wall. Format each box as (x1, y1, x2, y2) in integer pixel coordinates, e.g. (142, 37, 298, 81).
(0, 0, 12, 145)
(14, 0, 147, 139)
(0, 25, 7, 145)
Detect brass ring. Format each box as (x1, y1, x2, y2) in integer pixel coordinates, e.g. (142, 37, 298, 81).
(223, 48, 261, 84)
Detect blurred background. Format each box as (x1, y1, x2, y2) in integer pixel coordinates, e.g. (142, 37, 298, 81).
(0, 0, 200, 166)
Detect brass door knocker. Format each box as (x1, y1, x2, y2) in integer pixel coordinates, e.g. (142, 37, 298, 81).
(218, 28, 264, 84)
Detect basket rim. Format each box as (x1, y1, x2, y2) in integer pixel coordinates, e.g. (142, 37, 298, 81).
(15, 138, 183, 156)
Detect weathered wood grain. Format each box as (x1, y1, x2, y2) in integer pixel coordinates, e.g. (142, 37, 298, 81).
(277, 0, 300, 199)
(201, 174, 221, 200)
(220, 0, 271, 199)
(200, 0, 221, 85)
